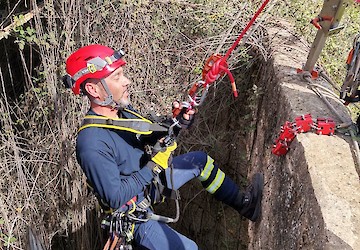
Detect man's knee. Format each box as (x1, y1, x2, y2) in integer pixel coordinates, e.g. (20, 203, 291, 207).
(184, 151, 209, 167)
(173, 151, 209, 170)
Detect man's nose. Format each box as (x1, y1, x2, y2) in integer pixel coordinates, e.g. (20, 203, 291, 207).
(124, 77, 131, 86)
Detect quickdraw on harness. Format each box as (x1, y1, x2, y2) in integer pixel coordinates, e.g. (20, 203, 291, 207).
(98, 181, 180, 250)
(100, 197, 149, 250)
(340, 33, 360, 105)
(100, 186, 180, 250)
(79, 109, 181, 249)
(272, 114, 336, 156)
(172, 0, 270, 117)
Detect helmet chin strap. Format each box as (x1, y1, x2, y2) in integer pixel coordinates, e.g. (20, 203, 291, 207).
(93, 79, 122, 110)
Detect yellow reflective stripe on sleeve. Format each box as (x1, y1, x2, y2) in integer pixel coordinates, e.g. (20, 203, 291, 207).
(198, 156, 214, 182)
(206, 169, 225, 194)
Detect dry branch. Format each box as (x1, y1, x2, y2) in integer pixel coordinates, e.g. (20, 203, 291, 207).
(0, 6, 43, 41)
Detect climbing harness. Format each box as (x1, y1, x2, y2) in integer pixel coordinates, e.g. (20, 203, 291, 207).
(272, 114, 336, 156)
(101, 198, 150, 250)
(89, 172, 181, 249)
(101, 195, 180, 250)
(80, 109, 181, 249)
(172, 0, 270, 117)
(79, 115, 168, 135)
(99, 184, 180, 250)
(79, 108, 180, 147)
(340, 33, 360, 104)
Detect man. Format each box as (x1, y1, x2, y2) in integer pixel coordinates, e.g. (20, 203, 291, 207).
(64, 44, 263, 249)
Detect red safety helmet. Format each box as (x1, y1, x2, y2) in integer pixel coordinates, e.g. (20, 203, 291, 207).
(64, 44, 126, 95)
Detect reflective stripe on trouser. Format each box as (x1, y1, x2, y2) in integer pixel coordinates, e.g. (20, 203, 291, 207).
(198, 156, 225, 194)
(164, 151, 240, 208)
(135, 151, 242, 248)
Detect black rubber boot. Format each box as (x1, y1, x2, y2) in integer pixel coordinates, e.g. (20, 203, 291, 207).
(236, 173, 264, 222)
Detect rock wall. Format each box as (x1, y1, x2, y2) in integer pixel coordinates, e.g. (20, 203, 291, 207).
(247, 20, 360, 249)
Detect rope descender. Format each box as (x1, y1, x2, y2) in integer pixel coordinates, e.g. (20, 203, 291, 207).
(178, 54, 237, 116)
(187, 54, 237, 107)
(202, 54, 238, 98)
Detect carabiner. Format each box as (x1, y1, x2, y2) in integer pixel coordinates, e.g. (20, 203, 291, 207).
(188, 81, 209, 107)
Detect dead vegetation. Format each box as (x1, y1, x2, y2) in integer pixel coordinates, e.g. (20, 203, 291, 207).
(0, 0, 270, 249)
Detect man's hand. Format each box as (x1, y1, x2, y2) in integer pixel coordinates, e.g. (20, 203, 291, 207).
(149, 141, 177, 174)
(172, 101, 196, 129)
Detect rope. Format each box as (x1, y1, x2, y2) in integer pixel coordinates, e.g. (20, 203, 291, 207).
(179, 0, 271, 115)
(301, 72, 360, 168)
(223, 0, 270, 61)
(203, 0, 271, 87)
(319, 69, 360, 110)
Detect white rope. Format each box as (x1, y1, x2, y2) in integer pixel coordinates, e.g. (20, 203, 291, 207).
(319, 70, 360, 110)
(301, 71, 360, 168)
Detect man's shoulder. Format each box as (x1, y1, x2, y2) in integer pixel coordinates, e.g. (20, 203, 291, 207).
(77, 127, 116, 147)
(78, 126, 109, 137)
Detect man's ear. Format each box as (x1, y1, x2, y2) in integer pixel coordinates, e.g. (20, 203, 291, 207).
(84, 81, 101, 98)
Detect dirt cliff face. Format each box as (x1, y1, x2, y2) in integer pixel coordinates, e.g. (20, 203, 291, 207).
(171, 65, 258, 249)
(246, 20, 360, 249)
(169, 18, 360, 250)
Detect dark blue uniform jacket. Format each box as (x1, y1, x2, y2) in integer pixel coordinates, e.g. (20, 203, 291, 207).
(76, 107, 155, 209)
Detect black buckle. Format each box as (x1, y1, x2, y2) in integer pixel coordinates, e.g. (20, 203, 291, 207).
(106, 119, 114, 125)
(62, 74, 75, 89)
(113, 50, 125, 60)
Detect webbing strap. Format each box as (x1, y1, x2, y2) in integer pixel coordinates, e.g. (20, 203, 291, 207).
(88, 179, 153, 216)
(79, 116, 168, 134)
(154, 175, 180, 200)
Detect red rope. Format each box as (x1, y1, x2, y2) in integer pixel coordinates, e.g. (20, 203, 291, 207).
(224, 0, 270, 61)
(203, 0, 270, 89)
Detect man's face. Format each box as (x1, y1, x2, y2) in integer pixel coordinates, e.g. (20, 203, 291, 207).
(103, 66, 131, 108)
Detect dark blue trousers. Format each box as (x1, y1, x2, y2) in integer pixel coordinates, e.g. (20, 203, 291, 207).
(134, 151, 240, 249)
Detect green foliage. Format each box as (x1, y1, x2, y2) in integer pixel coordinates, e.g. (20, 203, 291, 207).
(0, 218, 17, 247)
(274, 1, 360, 87)
(12, 14, 38, 50)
